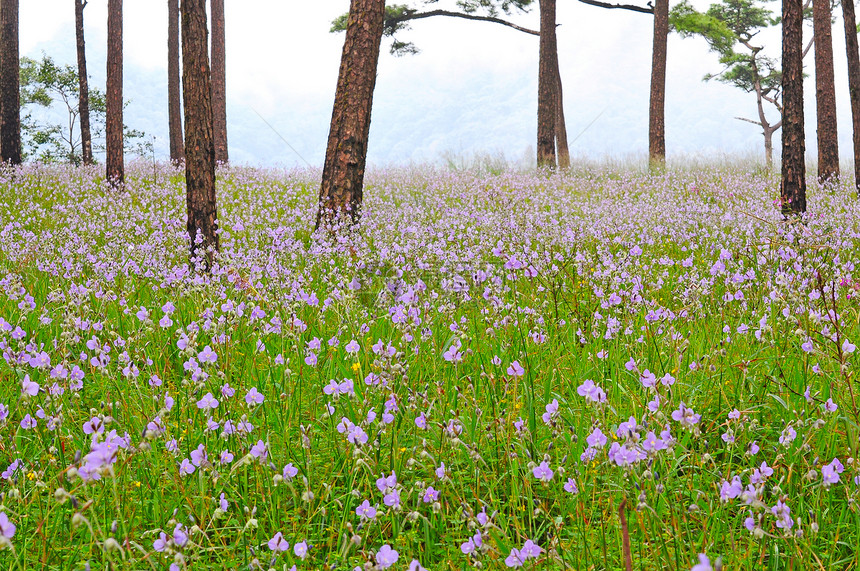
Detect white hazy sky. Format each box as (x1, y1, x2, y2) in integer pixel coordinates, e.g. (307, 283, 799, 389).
(19, 0, 848, 167)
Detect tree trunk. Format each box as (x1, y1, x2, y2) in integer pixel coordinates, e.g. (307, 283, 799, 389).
(181, 0, 218, 267)
(75, 0, 93, 165)
(210, 0, 227, 164)
(764, 126, 774, 170)
(537, 0, 557, 168)
(843, 0, 860, 196)
(0, 0, 20, 165)
(105, 0, 123, 184)
(316, 0, 385, 229)
(554, 56, 570, 169)
(781, 0, 807, 215)
(168, 0, 184, 164)
(649, 0, 668, 169)
(813, 0, 839, 182)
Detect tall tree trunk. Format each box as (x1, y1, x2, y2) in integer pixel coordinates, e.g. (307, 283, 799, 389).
(210, 0, 227, 164)
(181, 0, 218, 267)
(316, 0, 385, 229)
(813, 0, 839, 182)
(842, 0, 860, 196)
(75, 0, 93, 165)
(649, 0, 668, 169)
(0, 0, 20, 165)
(554, 57, 570, 169)
(105, 0, 123, 184)
(537, 0, 557, 168)
(781, 0, 807, 215)
(168, 0, 184, 164)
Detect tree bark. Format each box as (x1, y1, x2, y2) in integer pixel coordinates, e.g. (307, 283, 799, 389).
(106, 0, 123, 184)
(781, 0, 807, 215)
(168, 0, 184, 164)
(843, 0, 860, 196)
(537, 0, 557, 168)
(316, 0, 385, 229)
(813, 0, 839, 182)
(0, 0, 20, 165)
(181, 0, 218, 267)
(554, 49, 570, 169)
(210, 0, 227, 164)
(764, 125, 775, 170)
(648, 0, 668, 169)
(75, 0, 93, 165)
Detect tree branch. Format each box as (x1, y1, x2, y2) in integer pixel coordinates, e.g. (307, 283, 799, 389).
(735, 116, 763, 126)
(388, 9, 540, 35)
(802, 35, 814, 59)
(576, 0, 654, 14)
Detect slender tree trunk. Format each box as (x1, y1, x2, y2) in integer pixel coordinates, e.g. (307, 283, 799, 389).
(106, 0, 123, 184)
(316, 0, 385, 229)
(764, 126, 774, 170)
(75, 0, 93, 165)
(781, 0, 807, 215)
(0, 0, 20, 165)
(649, 0, 668, 169)
(210, 0, 227, 164)
(554, 57, 570, 169)
(537, 0, 557, 168)
(168, 0, 184, 163)
(181, 0, 218, 267)
(813, 0, 839, 182)
(843, 0, 860, 196)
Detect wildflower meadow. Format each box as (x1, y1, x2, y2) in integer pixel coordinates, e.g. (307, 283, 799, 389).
(0, 162, 858, 570)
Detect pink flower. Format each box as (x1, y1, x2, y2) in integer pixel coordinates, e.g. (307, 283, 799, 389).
(532, 461, 553, 482)
(376, 544, 399, 569)
(507, 361, 525, 377)
(267, 532, 289, 552)
(245, 387, 264, 405)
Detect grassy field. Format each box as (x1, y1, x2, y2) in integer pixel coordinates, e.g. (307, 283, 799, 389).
(0, 162, 858, 570)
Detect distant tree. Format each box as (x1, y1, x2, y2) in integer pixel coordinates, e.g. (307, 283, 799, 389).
(0, 0, 20, 165)
(574, 0, 699, 169)
(181, 0, 219, 267)
(648, 0, 668, 168)
(557, 0, 728, 168)
(19, 55, 149, 164)
(168, 0, 184, 163)
(842, 0, 860, 196)
(317, 0, 386, 229)
(674, 0, 811, 169)
(332, 1, 574, 169)
(210, 0, 227, 164)
(537, 0, 558, 167)
(781, 0, 806, 215)
(812, 0, 837, 182)
(74, 0, 93, 165)
(106, 0, 123, 184)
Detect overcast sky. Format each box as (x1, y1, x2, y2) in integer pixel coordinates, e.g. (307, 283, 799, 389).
(19, 0, 848, 167)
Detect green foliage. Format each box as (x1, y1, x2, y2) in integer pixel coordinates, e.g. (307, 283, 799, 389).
(669, 0, 735, 54)
(671, 0, 783, 97)
(19, 54, 151, 165)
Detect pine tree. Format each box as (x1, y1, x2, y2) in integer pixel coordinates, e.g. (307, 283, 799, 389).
(316, 0, 386, 229)
(168, 0, 184, 163)
(105, 0, 124, 184)
(0, 0, 21, 164)
(181, 0, 219, 267)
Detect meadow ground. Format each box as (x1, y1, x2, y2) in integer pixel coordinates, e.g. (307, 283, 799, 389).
(0, 162, 858, 570)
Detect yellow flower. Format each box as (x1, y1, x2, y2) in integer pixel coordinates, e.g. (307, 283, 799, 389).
(352, 362, 361, 374)
(27, 471, 35, 481)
